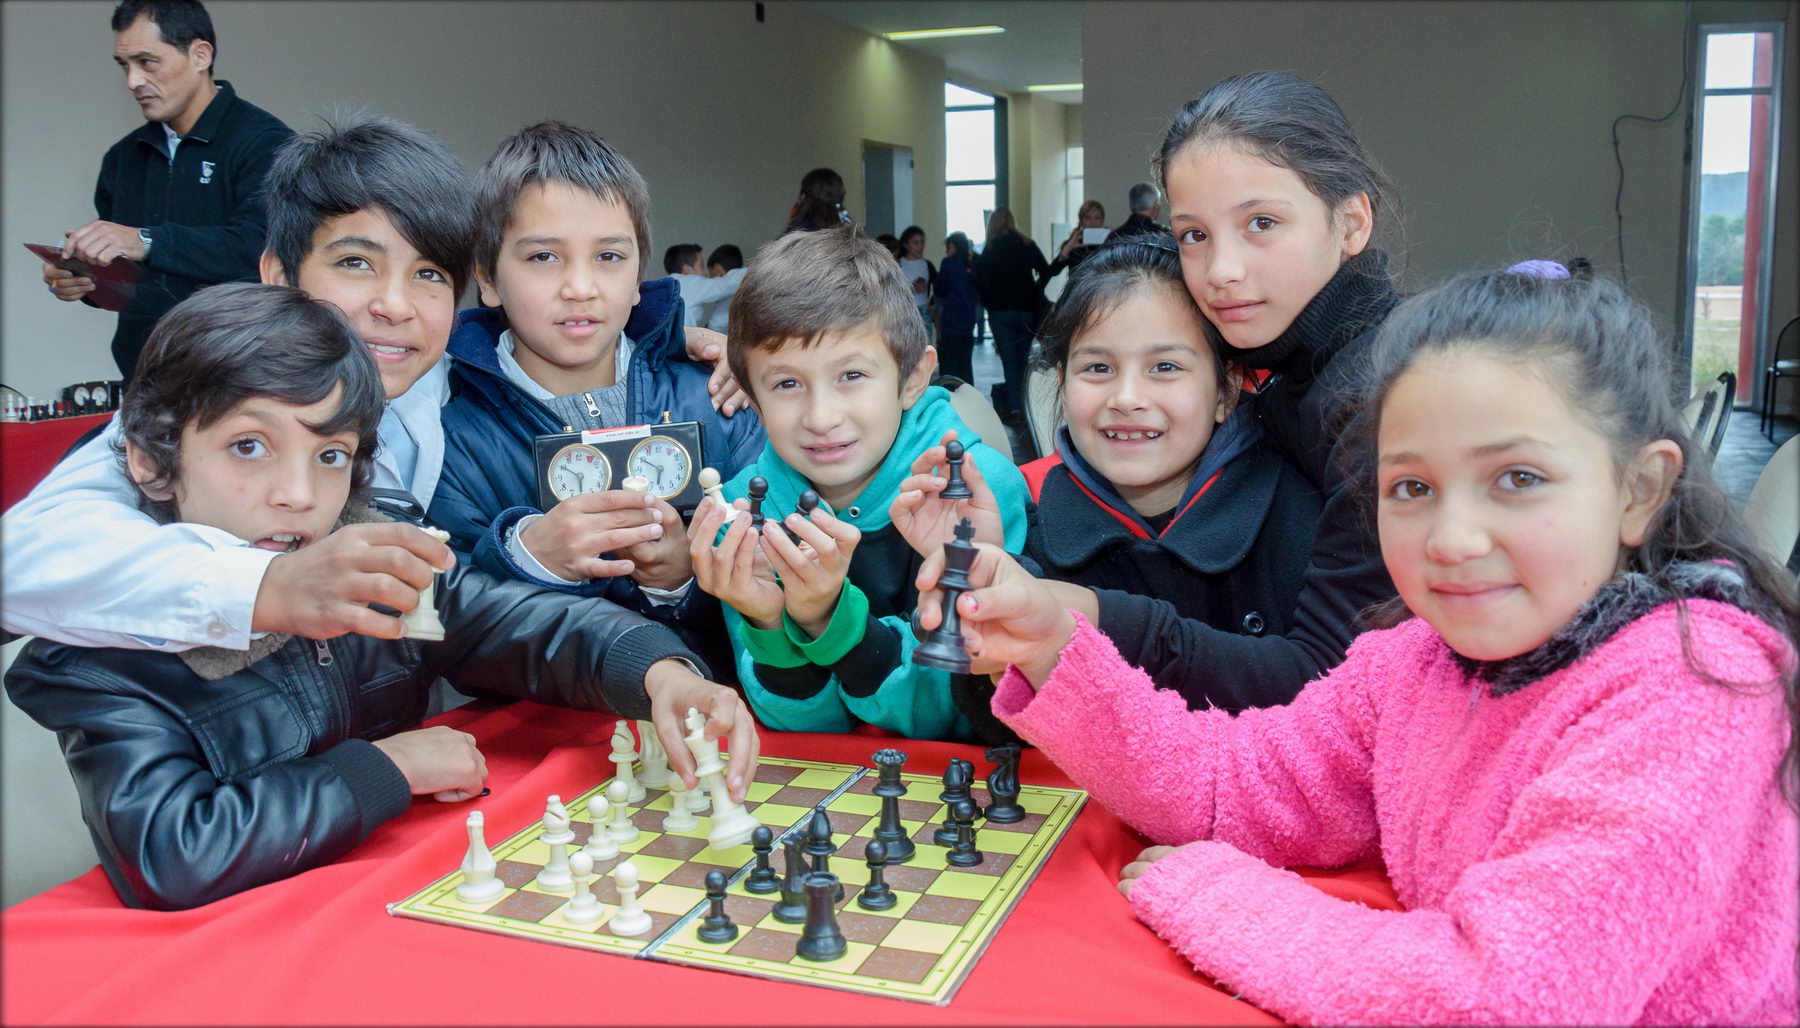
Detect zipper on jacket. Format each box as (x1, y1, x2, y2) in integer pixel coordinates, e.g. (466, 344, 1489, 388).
(314, 639, 334, 667)
(582, 392, 602, 418)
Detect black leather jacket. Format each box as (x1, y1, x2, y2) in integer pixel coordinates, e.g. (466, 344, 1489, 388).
(5, 563, 703, 910)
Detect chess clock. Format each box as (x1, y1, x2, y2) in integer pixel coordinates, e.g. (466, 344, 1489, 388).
(533, 413, 708, 514)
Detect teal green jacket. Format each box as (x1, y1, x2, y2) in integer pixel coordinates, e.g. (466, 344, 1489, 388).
(720, 387, 1028, 740)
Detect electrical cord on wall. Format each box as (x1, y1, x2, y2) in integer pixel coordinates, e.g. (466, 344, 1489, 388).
(1611, 0, 1695, 281)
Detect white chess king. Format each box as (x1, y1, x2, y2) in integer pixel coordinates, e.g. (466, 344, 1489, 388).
(683, 707, 759, 849)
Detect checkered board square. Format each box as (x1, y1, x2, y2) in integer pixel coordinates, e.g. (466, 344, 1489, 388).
(388, 756, 1086, 1004)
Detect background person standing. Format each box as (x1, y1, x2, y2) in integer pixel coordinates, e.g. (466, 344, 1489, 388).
(41, 0, 292, 381)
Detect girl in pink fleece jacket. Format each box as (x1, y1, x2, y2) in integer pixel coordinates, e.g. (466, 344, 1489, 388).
(918, 268, 1800, 1024)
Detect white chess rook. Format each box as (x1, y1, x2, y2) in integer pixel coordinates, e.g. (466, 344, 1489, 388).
(455, 810, 505, 903)
(604, 779, 641, 844)
(635, 719, 671, 788)
(606, 861, 652, 936)
(610, 722, 647, 803)
(399, 527, 452, 641)
(682, 707, 759, 849)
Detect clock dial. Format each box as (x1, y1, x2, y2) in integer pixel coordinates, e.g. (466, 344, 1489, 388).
(626, 436, 693, 499)
(72, 386, 91, 407)
(547, 443, 611, 502)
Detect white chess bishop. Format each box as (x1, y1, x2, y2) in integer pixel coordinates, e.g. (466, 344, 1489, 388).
(609, 722, 647, 803)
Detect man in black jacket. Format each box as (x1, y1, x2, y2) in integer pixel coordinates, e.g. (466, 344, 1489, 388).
(40, 0, 291, 380)
(1110, 182, 1165, 240)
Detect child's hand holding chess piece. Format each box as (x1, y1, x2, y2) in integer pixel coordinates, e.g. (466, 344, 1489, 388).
(688, 491, 785, 631)
(914, 537, 1098, 685)
(372, 724, 489, 802)
(252, 521, 455, 641)
(890, 429, 1007, 559)
(643, 661, 762, 802)
(759, 497, 860, 640)
(616, 492, 695, 592)
(517, 489, 669, 583)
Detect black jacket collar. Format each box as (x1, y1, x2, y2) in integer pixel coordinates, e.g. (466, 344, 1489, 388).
(1037, 445, 1280, 575)
(130, 79, 236, 150)
(1232, 249, 1398, 373)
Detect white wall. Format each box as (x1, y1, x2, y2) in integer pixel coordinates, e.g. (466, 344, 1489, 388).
(1027, 94, 1070, 255)
(1, 0, 947, 396)
(1081, 0, 1798, 368)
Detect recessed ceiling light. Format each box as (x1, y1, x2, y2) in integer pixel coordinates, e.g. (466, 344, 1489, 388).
(885, 25, 1005, 40)
(1027, 83, 1083, 92)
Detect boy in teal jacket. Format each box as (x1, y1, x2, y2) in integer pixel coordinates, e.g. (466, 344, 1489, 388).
(688, 228, 1028, 740)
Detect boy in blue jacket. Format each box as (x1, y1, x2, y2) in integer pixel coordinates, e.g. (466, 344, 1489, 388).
(428, 123, 764, 668)
(688, 228, 1030, 740)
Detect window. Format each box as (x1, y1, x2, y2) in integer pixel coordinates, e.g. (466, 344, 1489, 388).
(945, 83, 1007, 246)
(1684, 25, 1785, 399)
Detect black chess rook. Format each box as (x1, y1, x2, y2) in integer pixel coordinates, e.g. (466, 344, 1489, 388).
(795, 873, 847, 961)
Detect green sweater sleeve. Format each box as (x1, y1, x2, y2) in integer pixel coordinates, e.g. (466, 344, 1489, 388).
(722, 604, 855, 733)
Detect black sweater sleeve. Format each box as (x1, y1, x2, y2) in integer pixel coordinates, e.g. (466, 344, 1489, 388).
(1095, 467, 1394, 711)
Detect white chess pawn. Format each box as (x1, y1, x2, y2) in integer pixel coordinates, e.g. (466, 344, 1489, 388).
(534, 833, 574, 893)
(562, 851, 602, 925)
(400, 527, 452, 641)
(662, 777, 698, 832)
(635, 719, 671, 789)
(455, 810, 505, 903)
(683, 706, 759, 849)
(606, 861, 652, 937)
(583, 794, 621, 860)
(621, 474, 650, 493)
(686, 774, 711, 814)
(540, 795, 574, 845)
(604, 779, 640, 844)
(698, 467, 735, 523)
(609, 722, 647, 803)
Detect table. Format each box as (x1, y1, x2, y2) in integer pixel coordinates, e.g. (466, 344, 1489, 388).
(0, 413, 111, 512)
(1, 700, 1400, 1025)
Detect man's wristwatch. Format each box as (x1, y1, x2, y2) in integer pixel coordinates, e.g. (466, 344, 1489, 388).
(137, 228, 153, 261)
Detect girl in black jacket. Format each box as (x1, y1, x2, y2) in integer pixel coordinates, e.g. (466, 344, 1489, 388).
(918, 71, 1405, 716)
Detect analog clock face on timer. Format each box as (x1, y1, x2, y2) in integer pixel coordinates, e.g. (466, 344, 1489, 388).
(548, 443, 612, 502)
(626, 436, 693, 498)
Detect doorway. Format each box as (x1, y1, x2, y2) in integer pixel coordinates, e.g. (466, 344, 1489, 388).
(861, 142, 913, 238)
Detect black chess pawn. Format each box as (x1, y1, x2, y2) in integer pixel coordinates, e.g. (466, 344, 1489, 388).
(696, 869, 738, 942)
(856, 840, 897, 910)
(946, 799, 985, 867)
(804, 807, 844, 901)
(934, 760, 970, 846)
(982, 742, 1026, 823)
(941, 438, 974, 499)
(795, 873, 847, 961)
(911, 518, 978, 672)
(772, 833, 808, 923)
(795, 489, 821, 518)
(743, 825, 779, 893)
(870, 748, 915, 863)
(747, 475, 769, 533)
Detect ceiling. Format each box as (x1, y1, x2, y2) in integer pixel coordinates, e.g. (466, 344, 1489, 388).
(791, 1, 1082, 102)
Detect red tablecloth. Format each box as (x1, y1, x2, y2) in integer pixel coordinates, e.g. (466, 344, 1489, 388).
(2, 700, 1400, 1025)
(0, 413, 112, 512)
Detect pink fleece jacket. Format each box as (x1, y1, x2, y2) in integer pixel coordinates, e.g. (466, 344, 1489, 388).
(993, 604, 1798, 1025)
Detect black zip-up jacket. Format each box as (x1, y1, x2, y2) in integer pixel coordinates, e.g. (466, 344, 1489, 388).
(4, 545, 702, 911)
(1094, 251, 1402, 710)
(971, 232, 1049, 312)
(89, 80, 292, 377)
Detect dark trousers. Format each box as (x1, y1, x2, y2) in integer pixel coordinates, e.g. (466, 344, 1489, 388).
(988, 309, 1035, 416)
(938, 328, 975, 385)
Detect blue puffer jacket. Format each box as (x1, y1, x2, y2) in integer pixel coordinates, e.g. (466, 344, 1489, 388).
(428, 277, 766, 632)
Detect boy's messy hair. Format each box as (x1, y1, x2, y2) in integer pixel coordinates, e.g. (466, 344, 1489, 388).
(1350, 267, 1800, 802)
(117, 282, 385, 524)
(262, 111, 475, 297)
(727, 227, 928, 397)
(474, 121, 651, 283)
(1033, 232, 1231, 397)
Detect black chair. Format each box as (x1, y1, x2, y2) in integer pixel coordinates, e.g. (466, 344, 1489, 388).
(1761, 316, 1800, 441)
(1706, 370, 1735, 460)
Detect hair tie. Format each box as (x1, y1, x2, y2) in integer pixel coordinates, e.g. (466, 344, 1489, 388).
(1506, 259, 1571, 280)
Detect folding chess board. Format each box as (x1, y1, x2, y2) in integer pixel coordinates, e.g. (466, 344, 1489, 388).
(388, 755, 1086, 1004)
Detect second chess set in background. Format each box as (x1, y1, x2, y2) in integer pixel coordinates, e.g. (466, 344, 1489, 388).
(388, 722, 1086, 1005)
